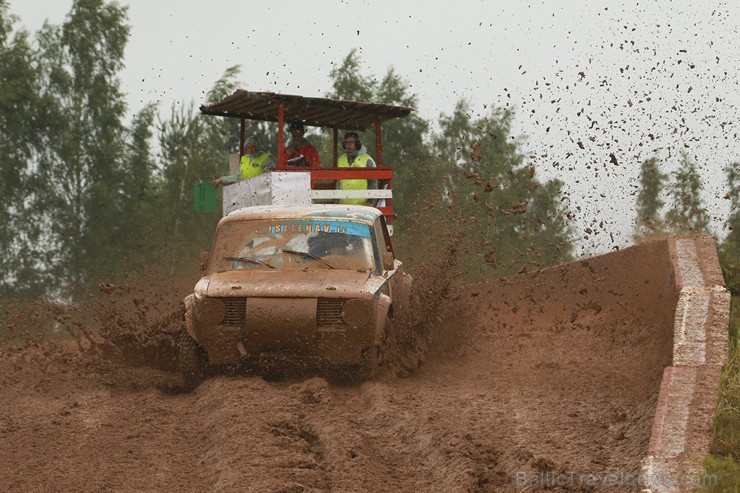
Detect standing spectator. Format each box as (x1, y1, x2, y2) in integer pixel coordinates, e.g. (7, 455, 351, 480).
(213, 136, 275, 187)
(281, 122, 321, 168)
(337, 131, 377, 205)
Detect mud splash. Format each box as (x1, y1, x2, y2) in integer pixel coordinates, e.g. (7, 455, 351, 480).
(0, 239, 682, 492)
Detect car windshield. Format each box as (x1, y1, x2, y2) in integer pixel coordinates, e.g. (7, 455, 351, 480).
(208, 218, 377, 273)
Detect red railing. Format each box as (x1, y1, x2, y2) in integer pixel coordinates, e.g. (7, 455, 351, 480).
(279, 167, 394, 224)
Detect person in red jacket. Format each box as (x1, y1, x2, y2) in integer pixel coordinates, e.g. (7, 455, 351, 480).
(281, 122, 321, 168)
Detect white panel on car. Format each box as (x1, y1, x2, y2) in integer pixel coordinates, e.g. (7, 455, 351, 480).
(222, 172, 311, 215)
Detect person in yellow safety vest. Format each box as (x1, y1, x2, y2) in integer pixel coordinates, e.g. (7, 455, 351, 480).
(213, 136, 275, 187)
(337, 132, 377, 205)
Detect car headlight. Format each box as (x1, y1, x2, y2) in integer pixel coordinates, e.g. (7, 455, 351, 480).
(341, 299, 372, 329)
(194, 297, 226, 326)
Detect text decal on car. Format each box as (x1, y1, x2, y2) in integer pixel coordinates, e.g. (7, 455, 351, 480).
(264, 220, 370, 237)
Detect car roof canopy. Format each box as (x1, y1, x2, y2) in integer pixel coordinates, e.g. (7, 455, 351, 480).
(200, 90, 409, 229)
(199, 89, 414, 131)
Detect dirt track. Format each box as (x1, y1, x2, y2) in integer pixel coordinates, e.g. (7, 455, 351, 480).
(0, 240, 680, 492)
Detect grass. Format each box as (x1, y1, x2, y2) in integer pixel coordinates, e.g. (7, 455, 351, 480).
(699, 295, 740, 493)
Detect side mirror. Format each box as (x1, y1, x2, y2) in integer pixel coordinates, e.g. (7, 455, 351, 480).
(199, 251, 209, 274)
(382, 251, 395, 271)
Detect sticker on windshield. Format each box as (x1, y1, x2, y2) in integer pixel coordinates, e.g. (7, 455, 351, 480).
(265, 220, 370, 237)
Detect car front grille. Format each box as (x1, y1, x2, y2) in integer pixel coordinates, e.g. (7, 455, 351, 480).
(222, 297, 247, 326)
(317, 298, 345, 326)
(215, 297, 345, 328)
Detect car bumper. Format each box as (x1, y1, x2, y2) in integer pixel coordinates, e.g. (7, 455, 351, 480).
(190, 296, 387, 365)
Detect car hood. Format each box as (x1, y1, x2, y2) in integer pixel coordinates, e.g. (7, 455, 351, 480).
(201, 269, 374, 298)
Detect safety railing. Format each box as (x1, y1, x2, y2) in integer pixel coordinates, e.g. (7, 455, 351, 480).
(280, 167, 394, 225)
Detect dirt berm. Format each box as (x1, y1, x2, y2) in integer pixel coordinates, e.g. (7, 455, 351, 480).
(0, 237, 728, 492)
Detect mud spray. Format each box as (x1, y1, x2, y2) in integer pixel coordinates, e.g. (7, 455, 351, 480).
(0, 211, 686, 491)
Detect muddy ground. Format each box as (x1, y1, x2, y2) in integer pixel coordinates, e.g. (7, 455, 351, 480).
(0, 241, 679, 492)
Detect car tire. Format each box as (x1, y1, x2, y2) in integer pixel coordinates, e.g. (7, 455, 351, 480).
(384, 315, 427, 376)
(178, 330, 206, 390)
(328, 343, 380, 383)
(360, 343, 381, 377)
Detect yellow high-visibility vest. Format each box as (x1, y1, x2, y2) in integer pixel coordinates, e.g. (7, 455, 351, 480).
(337, 153, 372, 205)
(240, 152, 272, 179)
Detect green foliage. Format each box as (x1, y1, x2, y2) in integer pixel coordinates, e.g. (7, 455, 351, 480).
(1, 9, 575, 298)
(726, 164, 740, 240)
(432, 101, 573, 277)
(30, 0, 131, 293)
(720, 246, 740, 297)
(702, 256, 740, 492)
(324, 51, 431, 167)
(0, 2, 48, 296)
(371, 69, 436, 225)
(114, 103, 158, 267)
(0, 1, 242, 297)
(327, 49, 375, 102)
(710, 299, 739, 455)
(634, 157, 667, 240)
(0, 1, 250, 298)
(323, 50, 440, 234)
(720, 165, 740, 295)
(203, 65, 242, 154)
(154, 102, 222, 261)
(698, 455, 739, 493)
(665, 153, 710, 235)
(150, 67, 245, 264)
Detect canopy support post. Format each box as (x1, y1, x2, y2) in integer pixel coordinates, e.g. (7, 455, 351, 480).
(239, 118, 245, 157)
(277, 103, 285, 168)
(374, 119, 383, 167)
(333, 128, 339, 166)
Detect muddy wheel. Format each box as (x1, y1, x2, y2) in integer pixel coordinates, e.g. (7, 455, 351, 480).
(178, 330, 206, 390)
(359, 344, 381, 377)
(326, 345, 380, 383)
(384, 316, 427, 376)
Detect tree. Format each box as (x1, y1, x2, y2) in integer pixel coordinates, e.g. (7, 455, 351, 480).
(665, 154, 710, 235)
(719, 163, 740, 294)
(325, 51, 439, 225)
(433, 101, 573, 275)
(724, 163, 740, 248)
(153, 67, 243, 264)
(634, 156, 667, 241)
(324, 50, 572, 275)
(113, 103, 158, 265)
(523, 177, 573, 267)
(0, 1, 50, 296)
(372, 68, 436, 220)
(31, 0, 130, 291)
(322, 48, 377, 164)
(327, 49, 375, 102)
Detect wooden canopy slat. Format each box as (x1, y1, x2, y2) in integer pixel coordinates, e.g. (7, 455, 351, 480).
(200, 89, 413, 131)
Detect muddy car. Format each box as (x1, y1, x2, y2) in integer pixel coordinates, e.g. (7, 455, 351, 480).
(178, 204, 411, 387)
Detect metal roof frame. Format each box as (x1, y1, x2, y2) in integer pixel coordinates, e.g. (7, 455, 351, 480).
(199, 89, 414, 131)
(199, 90, 412, 225)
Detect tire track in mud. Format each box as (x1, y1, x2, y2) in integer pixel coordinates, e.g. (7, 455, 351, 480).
(0, 315, 668, 493)
(192, 377, 333, 492)
(187, 378, 472, 492)
(4, 347, 521, 493)
(187, 367, 519, 493)
(0, 352, 211, 492)
(315, 381, 493, 492)
(0, 240, 686, 492)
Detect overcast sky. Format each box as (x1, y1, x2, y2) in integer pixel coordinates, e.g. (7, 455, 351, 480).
(7, 0, 739, 255)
